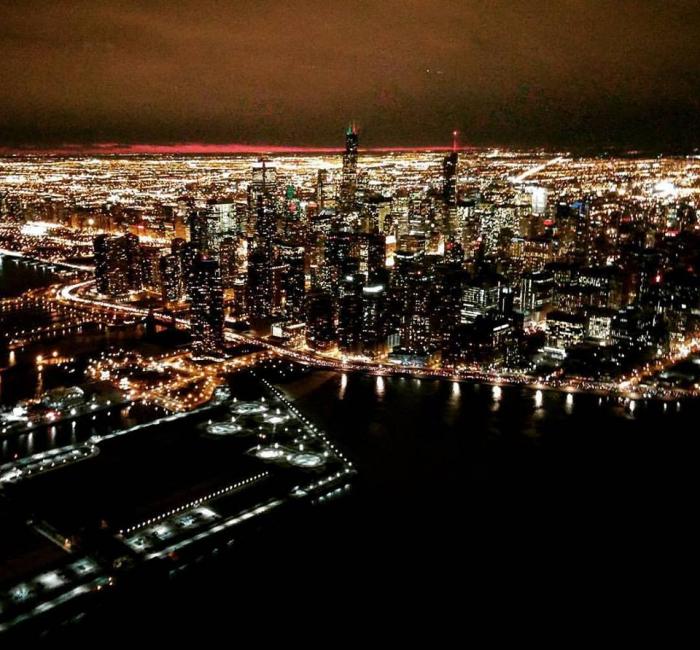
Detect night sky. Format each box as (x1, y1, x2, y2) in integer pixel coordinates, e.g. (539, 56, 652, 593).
(1, 0, 699, 151)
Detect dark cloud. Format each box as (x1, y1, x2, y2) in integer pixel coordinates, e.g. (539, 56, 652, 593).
(1, 0, 699, 149)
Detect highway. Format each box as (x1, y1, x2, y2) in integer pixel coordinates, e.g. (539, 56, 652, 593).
(509, 156, 566, 184)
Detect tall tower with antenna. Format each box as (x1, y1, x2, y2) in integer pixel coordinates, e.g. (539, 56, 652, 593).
(339, 123, 359, 224)
(442, 131, 459, 236)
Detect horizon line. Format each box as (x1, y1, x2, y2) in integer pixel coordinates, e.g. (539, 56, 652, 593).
(0, 142, 484, 156)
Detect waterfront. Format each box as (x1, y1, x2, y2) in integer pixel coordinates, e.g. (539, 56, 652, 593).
(0, 257, 169, 461)
(2, 250, 698, 640)
(2, 255, 696, 528)
(3, 0, 699, 638)
(44, 366, 698, 641)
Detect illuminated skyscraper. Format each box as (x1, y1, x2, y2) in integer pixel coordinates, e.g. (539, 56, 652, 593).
(339, 124, 359, 220)
(190, 257, 225, 358)
(316, 169, 332, 210)
(442, 147, 458, 235)
(140, 246, 162, 291)
(93, 234, 111, 295)
(530, 187, 548, 215)
(322, 231, 356, 297)
(520, 270, 554, 321)
(279, 245, 306, 320)
(480, 206, 519, 256)
(251, 158, 277, 193)
(248, 158, 278, 236)
(246, 200, 276, 320)
(392, 251, 431, 353)
(338, 273, 364, 354)
(361, 283, 388, 358)
(305, 290, 336, 351)
(246, 244, 273, 320)
(459, 273, 504, 324)
(93, 233, 142, 296)
(189, 206, 221, 254)
(363, 232, 387, 283)
(218, 236, 240, 290)
(160, 253, 183, 304)
(246, 163, 278, 320)
(429, 263, 463, 353)
(209, 200, 237, 237)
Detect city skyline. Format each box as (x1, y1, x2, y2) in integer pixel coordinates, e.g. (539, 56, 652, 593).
(2, 127, 699, 641)
(1, 0, 699, 640)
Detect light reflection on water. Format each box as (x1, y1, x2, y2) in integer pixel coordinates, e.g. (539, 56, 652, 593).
(565, 392, 574, 414)
(375, 375, 385, 398)
(490, 385, 501, 412)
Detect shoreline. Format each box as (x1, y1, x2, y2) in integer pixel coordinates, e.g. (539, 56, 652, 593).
(4, 246, 694, 403)
(0, 248, 93, 272)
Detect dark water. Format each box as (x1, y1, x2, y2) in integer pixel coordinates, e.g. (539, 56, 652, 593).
(55, 369, 698, 641)
(282, 371, 697, 552)
(0, 326, 148, 406)
(0, 255, 66, 297)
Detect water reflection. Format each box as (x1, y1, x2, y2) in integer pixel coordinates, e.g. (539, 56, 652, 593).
(449, 381, 461, 407)
(565, 393, 574, 414)
(375, 375, 385, 398)
(35, 366, 44, 396)
(491, 385, 502, 412)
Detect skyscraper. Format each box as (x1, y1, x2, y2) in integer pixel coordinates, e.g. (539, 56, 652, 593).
(160, 253, 184, 304)
(173, 239, 200, 300)
(249, 158, 277, 236)
(520, 270, 554, 321)
(188, 206, 221, 254)
(218, 236, 240, 290)
(246, 190, 277, 320)
(140, 246, 162, 291)
(279, 245, 306, 321)
(442, 147, 458, 235)
(93, 234, 111, 295)
(93, 233, 142, 296)
(337, 273, 365, 354)
(316, 169, 331, 210)
(322, 231, 356, 298)
(392, 252, 431, 354)
(339, 124, 359, 221)
(305, 290, 336, 351)
(190, 257, 225, 358)
(363, 232, 387, 283)
(361, 283, 388, 358)
(246, 245, 273, 320)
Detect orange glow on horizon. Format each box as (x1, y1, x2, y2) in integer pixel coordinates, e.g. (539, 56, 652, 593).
(0, 142, 470, 156)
